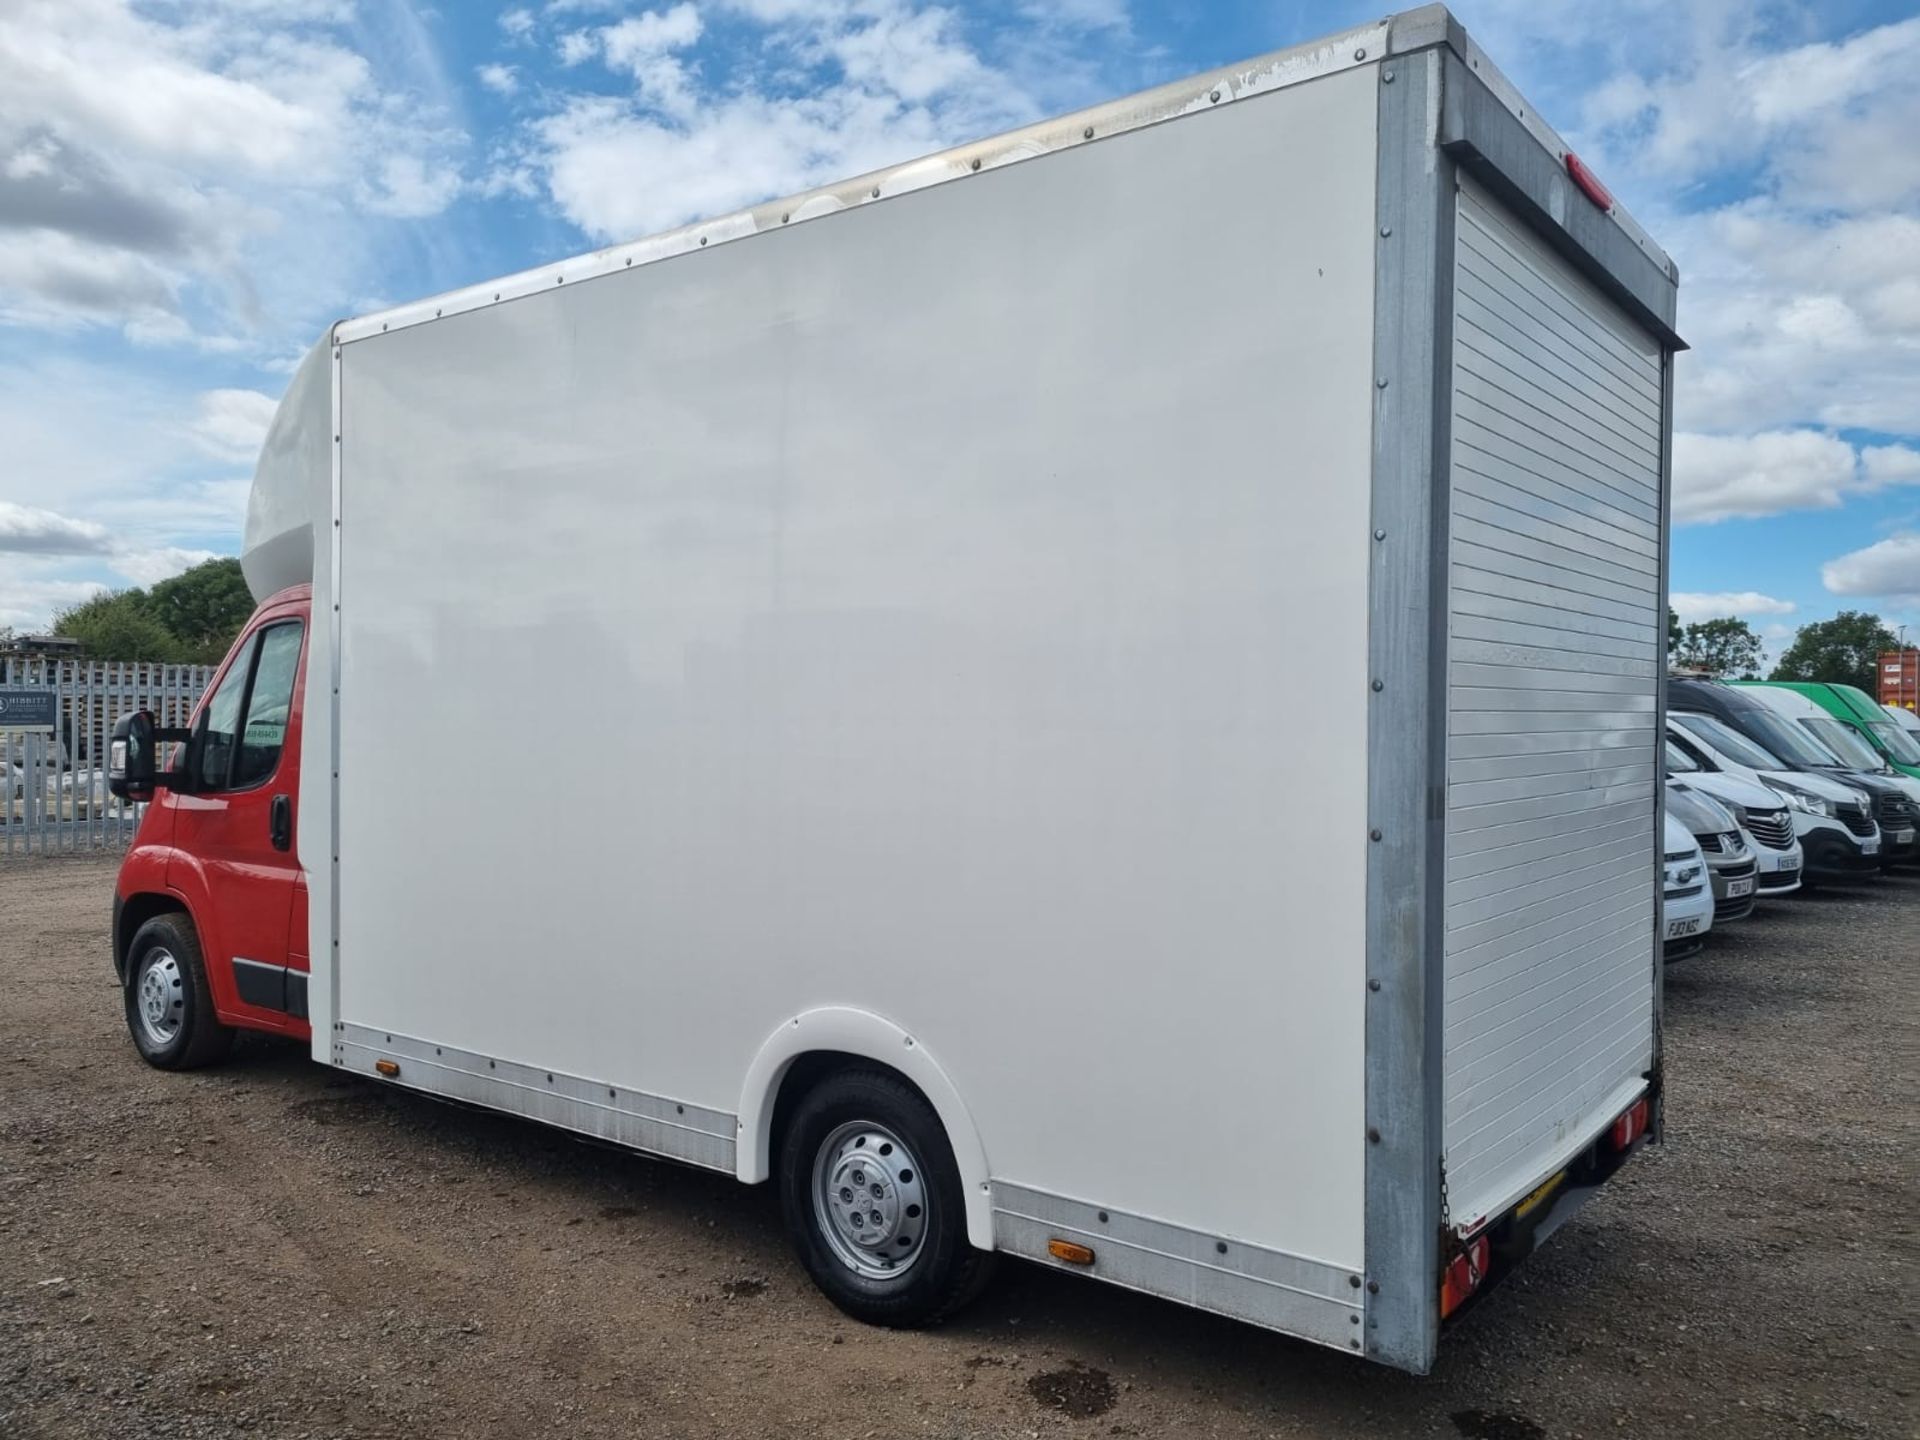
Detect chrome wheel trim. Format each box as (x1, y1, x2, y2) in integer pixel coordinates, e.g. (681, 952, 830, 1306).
(811, 1120, 929, 1281)
(134, 948, 187, 1049)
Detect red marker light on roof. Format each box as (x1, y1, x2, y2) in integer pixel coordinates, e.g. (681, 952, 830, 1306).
(1565, 151, 1614, 212)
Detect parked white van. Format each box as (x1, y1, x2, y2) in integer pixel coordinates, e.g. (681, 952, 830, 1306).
(1664, 740, 1801, 896)
(1662, 814, 1713, 961)
(1665, 716, 1879, 882)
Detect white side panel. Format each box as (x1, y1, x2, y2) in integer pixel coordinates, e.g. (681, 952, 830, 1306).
(1441, 177, 1661, 1227)
(335, 66, 1378, 1283)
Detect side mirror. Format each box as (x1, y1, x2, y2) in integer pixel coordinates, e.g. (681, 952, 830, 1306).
(108, 711, 158, 802)
(108, 711, 194, 802)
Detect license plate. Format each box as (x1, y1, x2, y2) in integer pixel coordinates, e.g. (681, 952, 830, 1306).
(1515, 1170, 1567, 1220)
(1666, 916, 1703, 939)
(1864, 837, 1881, 855)
(1893, 829, 1915, 846)
(1727, 877, 1754, 898)
(1776, 855, 1800, 872)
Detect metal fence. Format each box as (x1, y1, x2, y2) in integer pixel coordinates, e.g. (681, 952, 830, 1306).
(0, 657, 214, 855)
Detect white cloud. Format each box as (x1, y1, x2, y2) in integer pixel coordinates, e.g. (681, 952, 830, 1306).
(526, 0, 1031, 242)
(0, 502, 111, 556)
(0, 0, 469, 340)
(1670, 591, 1796, 623)
(557, 30, 600, 66)
(0, 561, 108, 632)
(1673, 432, 1920, 524)
(500, 9, 536, 40)
(110, 545, 222, 588)
(477, 63, 519, 96)
(1823, 533, 1920, 603)
(1865, 446, 1920, 487)
(360, 153, 465, 219)
(190, 389, 279, 462)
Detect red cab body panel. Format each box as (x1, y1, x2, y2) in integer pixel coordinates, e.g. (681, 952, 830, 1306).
(114, 585, 313, 1042)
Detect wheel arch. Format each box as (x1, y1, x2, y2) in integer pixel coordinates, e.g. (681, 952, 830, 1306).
(737, 1007, 994, 1249)
(114, 890, 192, 982)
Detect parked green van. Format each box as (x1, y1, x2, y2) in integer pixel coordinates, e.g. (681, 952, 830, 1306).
(1743, 682, 1920, 781)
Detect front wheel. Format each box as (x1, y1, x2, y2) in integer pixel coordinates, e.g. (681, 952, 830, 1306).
(123, 913, 233, 1070)
(778, 1067, 994, 1327)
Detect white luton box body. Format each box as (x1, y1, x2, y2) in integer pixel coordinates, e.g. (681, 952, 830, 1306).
(247, 4, 1681, 1372)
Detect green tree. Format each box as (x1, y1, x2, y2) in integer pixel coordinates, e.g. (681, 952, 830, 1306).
(1770, 611, 1897, 693)
(1667, 606, 1681, 657)
(52, 591, 182, 660)
(1673, 616, 1763, 678)
(147, 558, 253, 663)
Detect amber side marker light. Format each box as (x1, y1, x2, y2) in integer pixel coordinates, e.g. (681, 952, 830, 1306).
(1047, 1239, 1095, 1266)
(374, 1059, 401, 1078)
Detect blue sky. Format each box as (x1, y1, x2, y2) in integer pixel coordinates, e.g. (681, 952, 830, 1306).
(2, 0, 1917, 658)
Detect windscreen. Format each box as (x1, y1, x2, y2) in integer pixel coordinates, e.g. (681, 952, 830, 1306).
(1870, 721, 1920, 765)
(1666, 739, 1700, 773)
(1671, 712, 1785, 770)
(1803, 716, 1880, 770)
(1734, 707, 1842, 768)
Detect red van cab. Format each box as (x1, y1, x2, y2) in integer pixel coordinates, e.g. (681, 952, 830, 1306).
(110, 585, 313, 1068)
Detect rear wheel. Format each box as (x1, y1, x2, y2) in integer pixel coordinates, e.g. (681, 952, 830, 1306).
(778, 1067, 994, 1327)
(123, 914, 232, 1070)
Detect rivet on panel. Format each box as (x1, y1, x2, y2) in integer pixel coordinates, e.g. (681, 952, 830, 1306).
(435, 309, 442, 317)
(1374, 528, 1386, 540)
(1382, 68, 1394, 83)
(1367, 1279, 1380, 1294)
(1367, 1127, 1382, 1143)
(381, 322, 387, 331)
(494, 293, 501, 301)
(1351, 1315, 1361, 1325)
(781, 213, 791, 223)
(626, 257, 633, 265)
(970, 158, 981, 171)
(1377, 377, 1389, 389)
(1371, 679, 1384, 692)
(1348, 1275, 1362, 1289)
(1215, 1241, 1228, 1254)
(1370, 829, 1382, 842)
(1208, 89, 1220, 103)
(1368, 978, 1381, 992)
(1380, 226, 1393, 237)
(1082, 126, 1094, 139)
(699, 236, 707, 245)
(871, 186, 881, 198)
(1349, 1339, 1361, 1351)
(1354, 47, 1367, 60)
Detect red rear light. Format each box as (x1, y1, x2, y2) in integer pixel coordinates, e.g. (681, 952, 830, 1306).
(1564, 151, 1614, 212)
(1440, 1234, 1490, 1318)
(1609, 1097, 1651, 1150)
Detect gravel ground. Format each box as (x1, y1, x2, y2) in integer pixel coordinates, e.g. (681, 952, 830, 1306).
(1, 854, 1914, 1440)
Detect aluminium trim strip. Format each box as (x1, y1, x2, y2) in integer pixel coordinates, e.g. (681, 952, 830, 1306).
(331, 17, 1389, 345)
(335, 1023, 738, 1173)
(989, 1181, 1361, 1352)
(1362, 42, 1451, 1376)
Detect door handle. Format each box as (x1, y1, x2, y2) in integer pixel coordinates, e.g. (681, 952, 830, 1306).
(270, 793, 292, 852)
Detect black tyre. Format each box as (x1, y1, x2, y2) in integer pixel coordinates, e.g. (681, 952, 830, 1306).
(123, 913, 233, 1070)
(778, 1066, 994, 1327)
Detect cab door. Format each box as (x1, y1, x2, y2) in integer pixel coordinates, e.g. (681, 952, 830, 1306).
(168, 605, 308, 1032)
